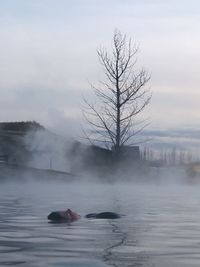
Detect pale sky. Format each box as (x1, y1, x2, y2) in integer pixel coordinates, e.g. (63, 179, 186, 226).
(0, 0, 200, 138)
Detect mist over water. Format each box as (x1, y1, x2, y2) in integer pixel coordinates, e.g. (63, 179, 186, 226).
(1, 177, 200, 267)
(24, 130, 72, 172)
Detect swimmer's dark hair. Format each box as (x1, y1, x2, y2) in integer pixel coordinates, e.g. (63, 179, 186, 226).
(48, 212, 62, 221)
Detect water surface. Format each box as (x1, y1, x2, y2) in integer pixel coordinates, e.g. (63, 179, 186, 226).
(1, 180, 200, 267)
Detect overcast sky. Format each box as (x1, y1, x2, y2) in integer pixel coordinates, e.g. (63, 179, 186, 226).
(0, 0, 200, 138)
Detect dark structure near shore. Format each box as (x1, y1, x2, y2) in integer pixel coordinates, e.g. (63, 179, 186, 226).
(0, 121, 142, 180)
(0, 121, 44, 165)
(70, 142, 140, 167)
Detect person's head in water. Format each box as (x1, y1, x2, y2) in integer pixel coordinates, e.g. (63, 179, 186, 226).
(60, 209, 80, 220)
(47, 209, 80, 221)
(48, 209, 121, 222)
(66, 209, 80, 220)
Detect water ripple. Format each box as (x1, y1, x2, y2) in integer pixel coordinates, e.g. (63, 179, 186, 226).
(1, 183, 200, 266)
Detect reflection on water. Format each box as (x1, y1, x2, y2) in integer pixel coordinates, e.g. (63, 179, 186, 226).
(1, 181, 200, 266)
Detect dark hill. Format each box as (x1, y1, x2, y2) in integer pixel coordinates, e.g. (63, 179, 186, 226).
(0, 121, 44, 133)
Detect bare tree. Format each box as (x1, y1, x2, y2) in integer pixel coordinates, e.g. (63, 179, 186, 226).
(84, 30, 151, 157)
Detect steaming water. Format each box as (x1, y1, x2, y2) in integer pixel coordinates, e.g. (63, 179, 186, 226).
(1, 180, 200, 267)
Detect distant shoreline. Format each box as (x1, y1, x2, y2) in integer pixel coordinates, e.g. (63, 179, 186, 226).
(0, 162, 74, 182)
